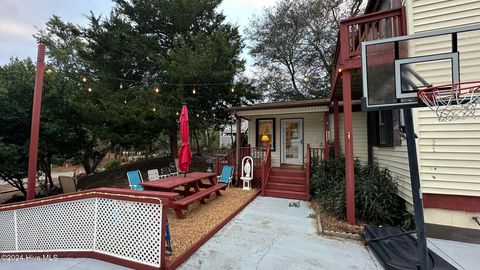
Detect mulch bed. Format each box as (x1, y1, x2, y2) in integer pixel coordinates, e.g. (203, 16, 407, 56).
(310, 201, 363, 235)
(167, 186, 258, 259)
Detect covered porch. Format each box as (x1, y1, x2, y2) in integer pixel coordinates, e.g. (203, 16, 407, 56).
(224, 99, 330, 200)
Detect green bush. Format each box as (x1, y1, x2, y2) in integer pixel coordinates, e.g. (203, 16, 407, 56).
(310, 158, 409, 226)
(104, 159, 122, 170)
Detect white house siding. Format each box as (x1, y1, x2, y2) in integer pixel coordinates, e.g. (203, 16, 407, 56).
(370, 1, 480, 206)
(247, 112, 324, 168)
(328, 111, 369, 163)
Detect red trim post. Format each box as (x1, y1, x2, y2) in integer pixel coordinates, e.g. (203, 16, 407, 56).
(333, 101, 340, 160)
(342, 69, 355, 225)
(27, 44, 46, 200)
(323, 112, 330, 159)
(235, 115, 241, 186)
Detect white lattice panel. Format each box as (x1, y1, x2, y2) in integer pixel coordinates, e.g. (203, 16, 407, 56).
(16, 198, 96, 251)
(95, 198, 162, 267)
(0, 211, 16, 251)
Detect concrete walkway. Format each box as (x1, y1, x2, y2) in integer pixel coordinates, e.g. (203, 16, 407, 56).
(179, 197, 380, 270)
(0, 258, 130, 270)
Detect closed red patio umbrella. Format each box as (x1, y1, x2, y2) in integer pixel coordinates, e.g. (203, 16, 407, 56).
(178, 104, 192, 174)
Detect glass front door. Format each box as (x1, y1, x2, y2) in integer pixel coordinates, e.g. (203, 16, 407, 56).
(281, 119, 303, 164)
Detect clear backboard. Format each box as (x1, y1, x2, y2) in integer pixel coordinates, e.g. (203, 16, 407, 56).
(361, 23, 480, 111)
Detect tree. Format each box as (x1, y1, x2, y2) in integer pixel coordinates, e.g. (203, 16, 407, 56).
(37, 0, 261, 163)
(247, 0, 364, 101)
(0, 59, 87, 195)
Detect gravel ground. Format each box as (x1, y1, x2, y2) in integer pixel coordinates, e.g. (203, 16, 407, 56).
(167, 186, 259, 259)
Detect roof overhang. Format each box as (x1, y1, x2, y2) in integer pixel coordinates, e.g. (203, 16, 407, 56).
(228, 99, 330, 117)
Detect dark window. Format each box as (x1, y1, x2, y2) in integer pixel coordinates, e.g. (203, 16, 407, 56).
(256, 118, 275, 151)
(371, 110, 402, 147)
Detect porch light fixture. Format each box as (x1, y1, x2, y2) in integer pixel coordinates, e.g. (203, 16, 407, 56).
(261, 135, 269, 142)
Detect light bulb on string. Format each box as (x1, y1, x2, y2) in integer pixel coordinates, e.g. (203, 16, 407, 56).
(154, 87, 160, 93)
(267, 83, 271, 89)
(120, 83, 123, 89)
(176, 112, 179, 116)
(230, 86, 235, 93)
(124, 99, 127, 104)
(152, 107, 156, 112)
(192, 88, 196, 95)
(87, 87, 93, 93)
(196, 113, 200, 118)
(82, 77, 87, 83)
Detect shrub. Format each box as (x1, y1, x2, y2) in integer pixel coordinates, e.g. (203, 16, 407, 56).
(310, 158, 409, 226)
(104, 160, 122, 170)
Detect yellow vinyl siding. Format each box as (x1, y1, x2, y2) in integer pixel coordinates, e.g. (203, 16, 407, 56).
(247, 113, 324, 167)
(328, 112, 369, 163)
(417, 108, 480, 196)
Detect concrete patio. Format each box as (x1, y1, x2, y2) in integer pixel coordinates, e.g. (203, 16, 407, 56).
(179, 197, 380, 270)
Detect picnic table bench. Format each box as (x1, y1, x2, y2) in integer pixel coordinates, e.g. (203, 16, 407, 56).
(141, 172, 227, 218)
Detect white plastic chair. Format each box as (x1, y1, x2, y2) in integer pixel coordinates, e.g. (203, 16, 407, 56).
(147, 169, 160, 181)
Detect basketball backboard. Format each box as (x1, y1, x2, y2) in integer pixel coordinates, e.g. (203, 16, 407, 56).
(361, 23, 480, 110)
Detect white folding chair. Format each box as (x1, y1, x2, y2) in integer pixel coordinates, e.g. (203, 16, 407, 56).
(147, 169, 160, 181)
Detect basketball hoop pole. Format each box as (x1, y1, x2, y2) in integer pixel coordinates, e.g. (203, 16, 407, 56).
(403, 108, 429, 270)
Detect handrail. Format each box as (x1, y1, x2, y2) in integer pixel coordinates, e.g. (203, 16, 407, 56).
(261, 147, 271, 196)
(331, 6, 407, 94)
(306, 144, 311, 201)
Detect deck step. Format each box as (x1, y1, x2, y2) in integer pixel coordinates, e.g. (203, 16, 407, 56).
(264, 189, 308, 201)
(268, 175, 306, 185)
(267, 182, 306, 192)
(270, 169, 305, 178)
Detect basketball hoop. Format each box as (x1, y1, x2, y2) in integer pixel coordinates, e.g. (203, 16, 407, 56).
(417, 81, 480, 122)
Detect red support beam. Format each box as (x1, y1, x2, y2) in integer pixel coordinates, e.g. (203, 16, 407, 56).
(333, 101, 340, 160)
(323, 112, 330, 159)
(27, 44, 46, 200)
(235, 114, 241, 186)
(342, 69, 355, 225)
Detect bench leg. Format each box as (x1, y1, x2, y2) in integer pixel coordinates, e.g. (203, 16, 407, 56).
(174, 208, 185, 219)
(215, 190, 222, 196)
(199, 198, 206, 204)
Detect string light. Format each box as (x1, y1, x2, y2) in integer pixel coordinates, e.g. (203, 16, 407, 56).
(304, 76, 310, 82)
(196, 113, 200, 117)
(87, 87, 92, 92)
(192, 88, 196, 95)
(152, 107, 156, 112)
(120, 83, 123, 89)
(267, 83, 271, 89)
(230, 86, 235, 93)
(124, 99, 127, 104)
(176, 112, 179, 116)
(154, 87, 160, 93)
(82, 77, 87, 82)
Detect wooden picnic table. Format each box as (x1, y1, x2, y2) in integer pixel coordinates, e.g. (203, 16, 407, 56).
(141, 172, 225, 219)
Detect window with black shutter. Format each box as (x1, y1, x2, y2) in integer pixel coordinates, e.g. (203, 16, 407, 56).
(371, 109, 402, 147)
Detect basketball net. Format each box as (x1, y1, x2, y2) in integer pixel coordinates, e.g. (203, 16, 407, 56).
(417, 81, 480, 121)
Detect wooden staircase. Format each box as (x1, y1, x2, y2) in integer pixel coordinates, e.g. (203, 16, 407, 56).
(264, 167, 309, 201)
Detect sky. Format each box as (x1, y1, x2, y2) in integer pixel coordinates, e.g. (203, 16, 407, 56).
(0, 0, 279, 74)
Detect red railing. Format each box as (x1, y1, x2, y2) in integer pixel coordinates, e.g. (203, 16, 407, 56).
(261, 147, 271, 196)
(332, 6, 407, 87)
(216, 146, 269, 189)
(306, 145, 311, 201)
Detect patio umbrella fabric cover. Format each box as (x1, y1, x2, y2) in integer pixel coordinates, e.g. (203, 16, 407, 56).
(178, 105, 192, 172)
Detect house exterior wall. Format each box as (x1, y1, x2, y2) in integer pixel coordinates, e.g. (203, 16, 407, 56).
(328, 111, 369, 163)
(368, 0, 480, 232)
(247, 112, 324, 167)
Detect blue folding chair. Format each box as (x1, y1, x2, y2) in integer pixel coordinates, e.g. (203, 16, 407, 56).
(127, 170, 144, 191)
(217, 165, 234, 187)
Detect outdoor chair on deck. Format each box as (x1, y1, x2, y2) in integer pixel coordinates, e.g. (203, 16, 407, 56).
(147, 169, 160, 181)
(127, 170, 144, 191)
(58, 175, 78, 193)
(217, 165, 234, 188)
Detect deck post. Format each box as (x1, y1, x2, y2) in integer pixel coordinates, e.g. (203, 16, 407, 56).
(333, 100, 340, 160)
(342, 69, 355, 225)
(323, 112, 330, 159)
(27, 43, 46, 201)
(235, 114, 241, 186)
